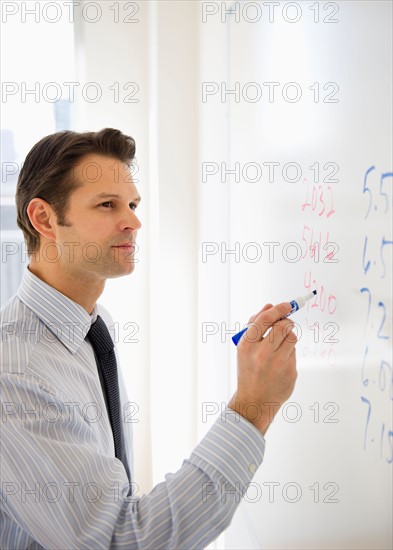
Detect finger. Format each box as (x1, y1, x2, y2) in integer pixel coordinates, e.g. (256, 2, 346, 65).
(247, 303, 273, 324)
(285, 346, 298, 375)
(279, 328, 299, 355)
(246, 302, 292, 341)
(243, 316, 294, 347)
(264, 322, 298, 353)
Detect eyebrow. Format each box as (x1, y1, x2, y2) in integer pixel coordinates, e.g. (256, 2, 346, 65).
(93, 193, 141, 202)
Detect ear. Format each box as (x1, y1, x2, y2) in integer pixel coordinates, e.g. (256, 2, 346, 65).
(27, 198, 58, 242)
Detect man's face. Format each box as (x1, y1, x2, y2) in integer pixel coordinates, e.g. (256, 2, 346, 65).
(49, 153, 142, 281)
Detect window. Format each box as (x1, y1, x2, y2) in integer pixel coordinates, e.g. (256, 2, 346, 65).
(1, 2, 75, 306)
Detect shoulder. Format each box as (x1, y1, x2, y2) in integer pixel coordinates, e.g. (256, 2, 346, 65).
(0, 295, 42, 375)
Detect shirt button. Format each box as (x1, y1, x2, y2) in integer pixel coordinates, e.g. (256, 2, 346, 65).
(248, 463, 257, 474)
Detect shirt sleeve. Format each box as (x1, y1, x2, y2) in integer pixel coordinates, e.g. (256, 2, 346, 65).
(0, 372, 265, 550)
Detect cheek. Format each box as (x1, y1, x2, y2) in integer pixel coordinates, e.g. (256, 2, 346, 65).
(81, 216, 110, 235)
(67, 210, 116, 244)
(84, 221, 115, 250)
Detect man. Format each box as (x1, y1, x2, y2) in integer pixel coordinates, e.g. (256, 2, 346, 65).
(0, 128, 297, 549)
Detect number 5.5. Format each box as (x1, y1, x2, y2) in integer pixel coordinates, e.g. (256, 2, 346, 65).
(379, 172, 392, 214)
(363, 165, 375, 219)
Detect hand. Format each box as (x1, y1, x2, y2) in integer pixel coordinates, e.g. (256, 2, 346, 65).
(228, 302, 298, 435)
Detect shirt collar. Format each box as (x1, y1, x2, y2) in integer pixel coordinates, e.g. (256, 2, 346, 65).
(17, 266, 97, 354)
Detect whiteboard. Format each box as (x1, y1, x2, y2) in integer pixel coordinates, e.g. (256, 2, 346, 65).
(219, 1, 393, 548)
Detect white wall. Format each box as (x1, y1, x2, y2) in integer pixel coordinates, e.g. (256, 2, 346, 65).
(74, 0, 201, 496)
(10, 1, 390, 548)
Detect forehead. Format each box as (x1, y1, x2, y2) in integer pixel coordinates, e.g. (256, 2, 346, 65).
(72, 153, 138, 195)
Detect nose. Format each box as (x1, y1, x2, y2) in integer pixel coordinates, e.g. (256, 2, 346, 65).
(119, 207, 142, 232)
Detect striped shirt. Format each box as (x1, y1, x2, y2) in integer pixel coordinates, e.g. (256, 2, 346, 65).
(0, 267, 265, 549)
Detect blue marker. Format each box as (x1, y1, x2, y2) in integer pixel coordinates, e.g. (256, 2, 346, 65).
(232, 290, 317, 346)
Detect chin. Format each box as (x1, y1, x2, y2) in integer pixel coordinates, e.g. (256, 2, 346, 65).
(107, 263, 136, 278)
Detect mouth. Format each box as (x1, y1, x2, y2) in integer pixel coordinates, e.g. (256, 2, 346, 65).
(111, 243, 135, 250)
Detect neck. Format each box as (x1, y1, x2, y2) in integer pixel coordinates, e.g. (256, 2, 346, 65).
(28, 259, 106, 315)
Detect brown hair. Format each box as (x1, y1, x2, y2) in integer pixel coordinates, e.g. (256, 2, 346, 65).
(16, 128, 136, 254)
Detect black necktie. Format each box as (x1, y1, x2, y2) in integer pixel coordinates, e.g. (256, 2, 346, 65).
(87, 315, 131, 492)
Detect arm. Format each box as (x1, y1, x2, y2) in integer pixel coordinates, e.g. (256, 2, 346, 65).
(0, 373, 265, 550)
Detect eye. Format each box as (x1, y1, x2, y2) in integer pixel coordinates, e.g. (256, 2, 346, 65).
(100, 201, 115, 208)
(130, 203, 138, 211)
